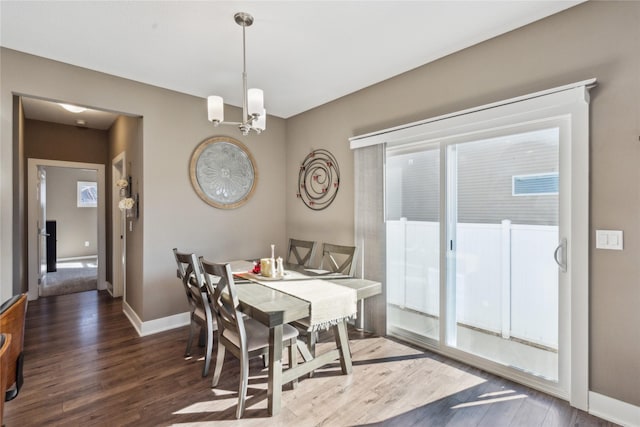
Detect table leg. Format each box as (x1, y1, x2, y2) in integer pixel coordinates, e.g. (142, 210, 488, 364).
(267, 324, 283, 415)
(333, 319, 353, 374)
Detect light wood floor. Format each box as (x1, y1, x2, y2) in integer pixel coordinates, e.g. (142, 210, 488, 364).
(3, 290, 616, 426)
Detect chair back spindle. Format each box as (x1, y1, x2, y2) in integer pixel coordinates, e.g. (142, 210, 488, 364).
(319, 243, 359, 277)
(286, 238, 318, 268)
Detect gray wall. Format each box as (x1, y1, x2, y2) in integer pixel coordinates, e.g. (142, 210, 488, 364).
(45, 166, 98, 259)
(285, 1, 639, 408)
(1, 46, 287, 324)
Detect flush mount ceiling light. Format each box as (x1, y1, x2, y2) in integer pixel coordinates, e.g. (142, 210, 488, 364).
(59, 103, 87, 113)
(207, 12, 265, 136)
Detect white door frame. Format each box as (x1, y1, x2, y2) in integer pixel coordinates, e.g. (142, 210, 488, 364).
(111, 152, 126, 298)
(36, 166, 47, 290)
(27, 158, 106, 300)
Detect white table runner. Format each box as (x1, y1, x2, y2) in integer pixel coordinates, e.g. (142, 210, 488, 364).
(237, 269, 311, 281)
(254, 279, 357, 331)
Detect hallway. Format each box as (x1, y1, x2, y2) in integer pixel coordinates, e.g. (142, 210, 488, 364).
(39, 257, 98, 297)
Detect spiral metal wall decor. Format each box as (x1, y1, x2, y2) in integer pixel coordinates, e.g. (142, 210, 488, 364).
(297, 149, 340, 210)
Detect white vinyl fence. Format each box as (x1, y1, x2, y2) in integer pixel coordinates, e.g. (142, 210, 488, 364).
(387, 219, 559, 349)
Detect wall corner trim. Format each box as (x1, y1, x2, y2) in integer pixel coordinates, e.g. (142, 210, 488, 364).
(122, 300, 190, 337)
(589, 391, 640, 427)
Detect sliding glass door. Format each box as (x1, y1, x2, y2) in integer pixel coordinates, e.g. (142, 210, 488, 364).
(360, 82, 592, 406)
(445, 127, 561, 383)
(386, 122, 570, 397)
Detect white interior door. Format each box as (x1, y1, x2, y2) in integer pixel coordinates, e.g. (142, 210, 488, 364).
(37, 166, 48, 291)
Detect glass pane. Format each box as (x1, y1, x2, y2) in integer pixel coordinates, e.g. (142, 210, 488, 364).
(386, 146, 440, 343)
(448, 127, 559, 381)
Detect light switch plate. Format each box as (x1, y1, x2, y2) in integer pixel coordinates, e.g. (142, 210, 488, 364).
(595, 230, 623, 250)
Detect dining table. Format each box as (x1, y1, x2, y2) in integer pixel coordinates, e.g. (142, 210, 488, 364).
(229, 261, 381, 416)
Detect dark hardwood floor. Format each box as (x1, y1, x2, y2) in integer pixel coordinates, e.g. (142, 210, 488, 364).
(3, 290, 616, 426)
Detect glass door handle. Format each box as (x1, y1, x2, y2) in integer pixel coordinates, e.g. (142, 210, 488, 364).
(554, 238, 567, 273)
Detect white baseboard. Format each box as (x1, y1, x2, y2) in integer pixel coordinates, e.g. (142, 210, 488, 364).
(122, 300, 190, 337)
(106, 281, 114, 297)
(122, 300, 143, 335)
(589, 391, 640, 427)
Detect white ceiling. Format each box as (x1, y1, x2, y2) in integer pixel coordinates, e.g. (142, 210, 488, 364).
(21, 97, 120, 131)
(1, 1, 583, 123)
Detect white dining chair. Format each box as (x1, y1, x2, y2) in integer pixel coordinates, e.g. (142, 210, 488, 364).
(286, 238, 318, 268)
(319, 243, 359, 277)
(173, 248, 217, 377)
(296, 243, 359, 355)
(199, 258, 299, 419)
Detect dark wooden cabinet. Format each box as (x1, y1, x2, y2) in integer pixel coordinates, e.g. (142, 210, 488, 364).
(46, 220, 56, 272)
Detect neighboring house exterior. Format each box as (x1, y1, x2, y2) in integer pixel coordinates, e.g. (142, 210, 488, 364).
(388, 128, 558, 225)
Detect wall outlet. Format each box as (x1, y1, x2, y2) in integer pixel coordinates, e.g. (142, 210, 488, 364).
(84, 241, 90, 247)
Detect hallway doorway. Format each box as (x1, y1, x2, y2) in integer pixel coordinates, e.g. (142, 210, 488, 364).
(27, 159, 106, 300)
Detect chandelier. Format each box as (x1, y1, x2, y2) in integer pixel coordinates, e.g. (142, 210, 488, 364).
(207, 12, 266, 135)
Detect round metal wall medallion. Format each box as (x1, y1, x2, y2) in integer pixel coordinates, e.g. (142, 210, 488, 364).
(189, 136, 258, 209)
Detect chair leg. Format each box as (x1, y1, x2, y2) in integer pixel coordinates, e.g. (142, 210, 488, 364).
(211, 343, 225, 388)
(289, 340, 298, 389)
(202, 320, 213, 377)
(185, 317, 196, 357)
(236, 353, 249, 419)
(198, 326, 207, 347)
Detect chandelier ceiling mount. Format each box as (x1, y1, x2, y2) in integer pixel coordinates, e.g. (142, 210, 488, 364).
(207, 12, 265, 136)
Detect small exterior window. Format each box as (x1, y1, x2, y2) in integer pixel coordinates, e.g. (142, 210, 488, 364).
(512, 173, 558, 196)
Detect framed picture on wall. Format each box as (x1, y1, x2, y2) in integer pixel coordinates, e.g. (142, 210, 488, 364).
(77, 181, 97, 208)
